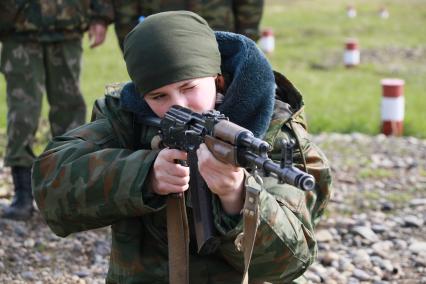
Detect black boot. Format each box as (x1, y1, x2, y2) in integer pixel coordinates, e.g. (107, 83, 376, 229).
(2, 166, 34, 220)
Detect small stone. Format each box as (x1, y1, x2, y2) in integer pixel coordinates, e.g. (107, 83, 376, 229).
(353, 268, 371, 281)
(393, 239, 408, 250)
(321, 251, 339, 266)
(409, 242, 426, 254)
(371, 224, 387, 233)
(24, 238, 35, 248)
(414, 253, 426, 267)
(380, 201, 394, 211)
(304, 270, 322, 282)
(410, 198, 426, 206)
(381, 259, 394, 272)
(21, 271, 36, 280)
(338, 257, 355, 272)
(371, 266, 384, 280)
(403, 215, 424, 227)
(316, 229, 334, 242)
(347, 277, 360, 284)
(76, 270, 90, 278)
(352, 226, 379, 243)
(372, 240, 393, 256)
(309, 263, 328, 279)
(351, 250, 371, 268)
(14, 225, 28, 237)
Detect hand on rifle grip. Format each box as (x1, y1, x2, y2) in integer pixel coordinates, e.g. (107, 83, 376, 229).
(151, 149, 189, 196)
(174, 159, 188, 167)
(171, 159, 189, 198)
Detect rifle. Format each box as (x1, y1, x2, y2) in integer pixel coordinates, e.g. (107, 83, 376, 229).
(141, 105, 315, 255)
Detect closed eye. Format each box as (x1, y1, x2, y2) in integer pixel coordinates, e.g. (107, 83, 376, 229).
(181, 84, 197, 92)
(147, 93, 166, 101)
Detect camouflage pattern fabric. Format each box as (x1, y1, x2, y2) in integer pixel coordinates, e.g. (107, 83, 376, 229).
(112, 0, 264, 51)
(0, 39, 86, 167)
(32, 75, 332, 283)
(0, 0, 114, 41)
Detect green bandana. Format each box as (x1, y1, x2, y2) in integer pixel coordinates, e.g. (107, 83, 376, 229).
(123, 11, 221, 95)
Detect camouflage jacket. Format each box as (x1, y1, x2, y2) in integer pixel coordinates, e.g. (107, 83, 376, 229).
(0, 0, 114, 41)
(32, 34, 332, 283)
(112, 0, 263, 50)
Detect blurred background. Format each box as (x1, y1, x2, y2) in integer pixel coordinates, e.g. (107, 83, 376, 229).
(0, 0, 425, 283)
(1, 0, 426, 156)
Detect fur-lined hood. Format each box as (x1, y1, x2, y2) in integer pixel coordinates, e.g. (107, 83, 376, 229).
(120, 31, 276, 138)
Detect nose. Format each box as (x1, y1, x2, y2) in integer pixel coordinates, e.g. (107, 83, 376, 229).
(169, 92, 188, 108)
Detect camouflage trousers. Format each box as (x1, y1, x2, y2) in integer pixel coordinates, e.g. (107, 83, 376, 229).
(0, 39, 86, 167)
(112, 0, 262, 51)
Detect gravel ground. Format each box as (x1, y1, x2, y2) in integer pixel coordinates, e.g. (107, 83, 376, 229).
(0, 133, 425, 283)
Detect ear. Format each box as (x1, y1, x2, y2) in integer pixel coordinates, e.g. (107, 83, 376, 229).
(215, 74, 226, 94)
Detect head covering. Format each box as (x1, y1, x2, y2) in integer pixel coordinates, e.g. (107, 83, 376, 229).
(123, 11, 221, 95)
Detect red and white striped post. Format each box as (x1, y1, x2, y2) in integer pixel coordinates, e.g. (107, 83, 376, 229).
(347, 5, 357, 18)
(379, 7, 389, 19)
(381, 79, 405, 136)
(259, 28, 275, 54)
(344, 39, 360, 67)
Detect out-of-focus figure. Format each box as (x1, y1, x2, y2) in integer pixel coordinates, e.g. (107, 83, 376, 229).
(0, 0, 114, 220)
(111, 0, 264, 51)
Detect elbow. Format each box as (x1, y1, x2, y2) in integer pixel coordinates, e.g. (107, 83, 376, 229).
(254, 247, 316, 283)
(32, 159, 75, 238)
(250, 220, 317, 282)
(44, 217, 73, 238)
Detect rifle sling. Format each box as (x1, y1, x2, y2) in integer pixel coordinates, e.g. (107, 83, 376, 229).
(166, 174, 261, 284)
(167, 195, 189, 284)
(237, 176, 262, 284)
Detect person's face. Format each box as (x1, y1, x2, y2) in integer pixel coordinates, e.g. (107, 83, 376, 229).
(144, 76, 217, 118)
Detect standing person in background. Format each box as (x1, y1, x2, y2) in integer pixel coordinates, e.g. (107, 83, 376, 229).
(0, 0, 114, 220)
(111, 0, 263, 51)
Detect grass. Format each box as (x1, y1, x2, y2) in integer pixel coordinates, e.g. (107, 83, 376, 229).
(263, 0, 426, 137)
(386, 191, 413, 205)
(0, 0, 425, 140)
(358, 168, 393, 179)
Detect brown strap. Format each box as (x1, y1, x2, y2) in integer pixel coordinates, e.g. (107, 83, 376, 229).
(167, 195, 190, 284)
(236, 176, 262, 284)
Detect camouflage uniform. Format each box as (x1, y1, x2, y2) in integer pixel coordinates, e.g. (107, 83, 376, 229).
(112, 0, 264, 51)
(0, 0, 114, 168)
(32, 68, 331, 283)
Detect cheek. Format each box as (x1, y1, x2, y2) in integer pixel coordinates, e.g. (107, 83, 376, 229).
(146, 101, 169, 118)
(205, 92, 217, 109)
(194, 85, 217, 111)
(192, 91, 216, 112)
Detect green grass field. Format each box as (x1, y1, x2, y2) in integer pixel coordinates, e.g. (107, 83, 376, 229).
(1, 0, 426, 140)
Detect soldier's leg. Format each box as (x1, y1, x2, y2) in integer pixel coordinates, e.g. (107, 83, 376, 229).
(112, 0, 141, 51)
(1, 40, 44, 167)
(45, 39, 86, 137)
(0, 40, 45, 219)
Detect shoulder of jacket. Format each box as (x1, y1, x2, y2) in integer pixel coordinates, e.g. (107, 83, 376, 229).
(104, 82, 126, 99)
(273, 70, 304, 112)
